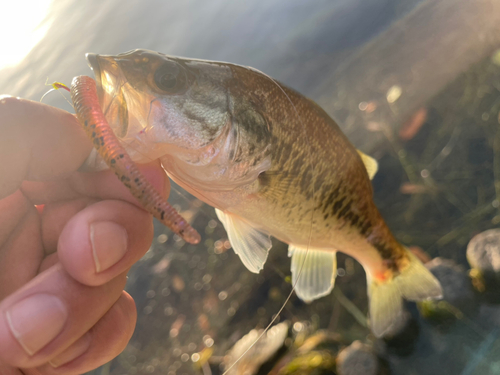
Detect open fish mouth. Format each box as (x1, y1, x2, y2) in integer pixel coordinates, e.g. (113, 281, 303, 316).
(86, 53, 130, 138)
(85, 51, 171, 163)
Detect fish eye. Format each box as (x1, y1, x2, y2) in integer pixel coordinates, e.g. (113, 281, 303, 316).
(154, 61, 187, 93)
(158, 73, 177, 89)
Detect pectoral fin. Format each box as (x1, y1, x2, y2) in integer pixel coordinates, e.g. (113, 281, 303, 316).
(215, 209, 272, 273)
(357, 150, 378, 180)
(288, 245, 337, 302)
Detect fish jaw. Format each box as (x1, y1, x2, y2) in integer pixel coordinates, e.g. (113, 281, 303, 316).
(86, 52, 172, 163)
(86, 51, 205, 162)
(86, 53, 129, 137)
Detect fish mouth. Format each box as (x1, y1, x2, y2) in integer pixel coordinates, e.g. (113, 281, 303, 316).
(86, 53, 103, 96)
(85, 53, 130, 138)
(84, 51, 172, 163)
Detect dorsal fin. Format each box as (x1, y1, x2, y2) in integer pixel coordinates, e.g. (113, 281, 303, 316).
(357, 150, 378, 180)
(288, 244, 337, 302)
(215, 209, 271, 273)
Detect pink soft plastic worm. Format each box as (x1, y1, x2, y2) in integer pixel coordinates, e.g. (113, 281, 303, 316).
(71, 75, 201, 244)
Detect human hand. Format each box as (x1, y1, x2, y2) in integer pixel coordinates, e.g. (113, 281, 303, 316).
(0, 96, 168, 374)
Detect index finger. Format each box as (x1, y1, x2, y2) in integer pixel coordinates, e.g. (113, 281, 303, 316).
(0, 96, 92, 199)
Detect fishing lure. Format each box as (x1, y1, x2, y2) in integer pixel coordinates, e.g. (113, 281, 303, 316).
(68, 76, 200, 244)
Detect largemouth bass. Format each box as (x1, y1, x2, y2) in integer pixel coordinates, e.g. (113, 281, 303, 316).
(86, 49, 442, 336)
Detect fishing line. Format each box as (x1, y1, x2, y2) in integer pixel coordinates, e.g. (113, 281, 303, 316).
(40, 79, 73, 107)
(49, 67, 320, 372)
(222, 68, 318, 375)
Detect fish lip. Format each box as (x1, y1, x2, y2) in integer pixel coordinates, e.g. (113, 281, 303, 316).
(86, 53, 102, 87)
(84, 53, 129, 137)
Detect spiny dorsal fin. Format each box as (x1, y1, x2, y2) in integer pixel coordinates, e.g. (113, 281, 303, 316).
(288, 245, 337, 302)
(215, 208, 271, 273)
(357, 150, 378, 180)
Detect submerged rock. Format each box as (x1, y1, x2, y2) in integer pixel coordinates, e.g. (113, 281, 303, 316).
(336, 341, 378, 375)
(223, 321, 289, 375)
(419, 257, 475, 326)
(426, 257, 474, 311)
(467, 229, 500, 272)
(467, 229, 500, 297)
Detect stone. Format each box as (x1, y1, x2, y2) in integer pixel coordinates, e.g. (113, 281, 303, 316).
(337, 341, 378, 375)
(467, 229, 500, 272)
(426, 257, 474, 310)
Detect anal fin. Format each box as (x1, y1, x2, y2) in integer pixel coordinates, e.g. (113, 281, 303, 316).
(288, 244, 337, 302)
(215, 208, 271, 273)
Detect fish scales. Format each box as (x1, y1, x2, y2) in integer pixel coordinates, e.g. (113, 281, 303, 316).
(231, 66, 401, 261)
(85, 49, 442, 336)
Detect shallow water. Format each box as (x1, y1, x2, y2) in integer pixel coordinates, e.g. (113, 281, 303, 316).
(2, 0, 500, 374)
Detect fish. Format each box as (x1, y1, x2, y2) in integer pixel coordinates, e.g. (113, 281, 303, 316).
(85, 49, 442, 337)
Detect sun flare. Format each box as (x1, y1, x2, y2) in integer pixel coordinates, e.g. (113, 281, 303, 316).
(0, 0, 52, 69)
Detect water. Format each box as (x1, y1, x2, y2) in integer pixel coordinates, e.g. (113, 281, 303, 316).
(2, 0, 500, 374)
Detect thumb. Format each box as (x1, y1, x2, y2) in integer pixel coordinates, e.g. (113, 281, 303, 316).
(0, 96, 92, 199)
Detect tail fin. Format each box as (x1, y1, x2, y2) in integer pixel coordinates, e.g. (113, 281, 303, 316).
(367, 249, 443, 337)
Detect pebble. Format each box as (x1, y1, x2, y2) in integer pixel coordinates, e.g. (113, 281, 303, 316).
(336, 341, 378, 375)
(426, 257, 474, 310)
(224, 321, 289, 375)
(467, 229, 500, 273)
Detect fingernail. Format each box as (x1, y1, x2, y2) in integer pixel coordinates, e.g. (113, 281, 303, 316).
(49, 333, 91, 368)
(90, 221, 128, 273)
(5, 294, 68, 355)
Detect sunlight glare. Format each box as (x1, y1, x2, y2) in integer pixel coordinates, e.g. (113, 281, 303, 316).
(0, 0, 52, 69)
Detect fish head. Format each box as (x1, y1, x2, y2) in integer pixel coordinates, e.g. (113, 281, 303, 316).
(87, 49, 272, 191)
